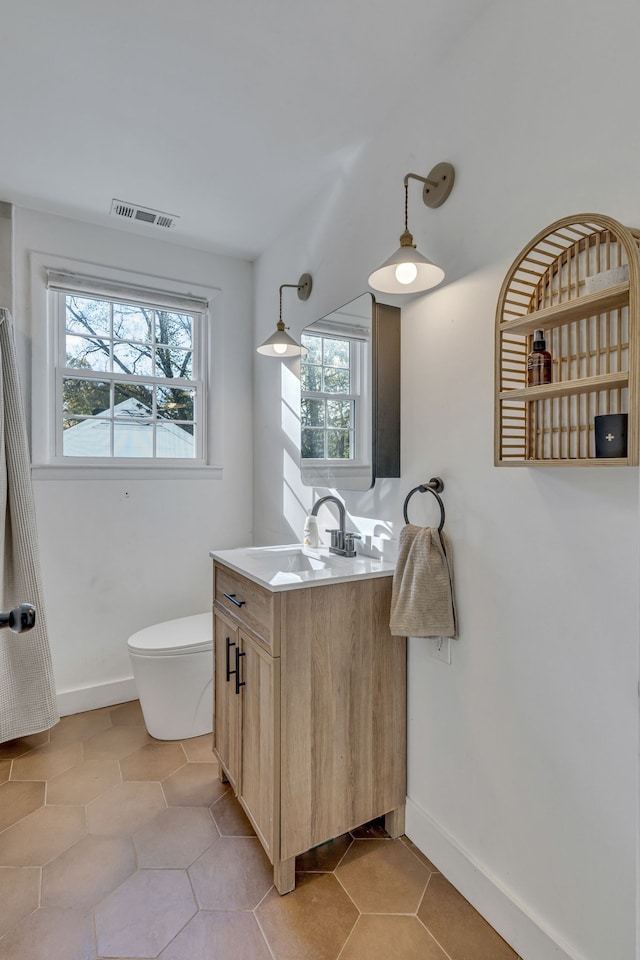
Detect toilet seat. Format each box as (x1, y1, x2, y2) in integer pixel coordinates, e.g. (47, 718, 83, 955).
(127, 612, 211, 658)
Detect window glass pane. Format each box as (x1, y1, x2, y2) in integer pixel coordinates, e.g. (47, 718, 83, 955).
(114, 382, 153, 415)
(66, 335, 111, 372)
(327, 429, 352, 459)
(66, 296, 110, 336)
(114, 421, 154, 458)
(323, 367, 350, 393)
(301, 398, 325, 427)
(155, 347, 193, 379)
(301, 334, 322, 364)
(326, 399, 353, 427)
(155, 311, 193, 349)
(301, 428, 325, 459)
(63, 378, 111, 418)
(63, 417, 111, 456)
(63, 417, 82, 430)
(57, 285, 201, 462)
(113, 304, 153, 343)
(156, 423, 196, 458)
(301, 365, 322, 392)
(157, 386, 195, 422)
(113, 341, 153, 377)
(323, 338, 349, 367)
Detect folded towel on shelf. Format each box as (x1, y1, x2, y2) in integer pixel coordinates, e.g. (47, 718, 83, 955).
(389, 524, 457, 638)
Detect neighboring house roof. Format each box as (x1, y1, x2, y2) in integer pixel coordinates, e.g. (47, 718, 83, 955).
(63, 397, 194, 457)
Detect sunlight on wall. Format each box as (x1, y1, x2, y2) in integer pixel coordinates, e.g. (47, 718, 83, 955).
(279, 361, 310, 540)
(282, 447, 309, 541)
(279, 362, 301, 446)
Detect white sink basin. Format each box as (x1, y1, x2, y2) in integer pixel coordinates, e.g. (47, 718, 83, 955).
(210, 543, 396, 592)
(245, 546, 331, 573)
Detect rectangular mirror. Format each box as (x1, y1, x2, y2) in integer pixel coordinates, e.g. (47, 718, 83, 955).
(300, 293, 400, 491)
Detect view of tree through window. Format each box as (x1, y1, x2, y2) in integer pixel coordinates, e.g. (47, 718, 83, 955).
(300, 332, 354, 459)
(60, 293, 200, 458)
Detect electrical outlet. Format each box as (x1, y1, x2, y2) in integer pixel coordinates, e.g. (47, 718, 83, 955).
(429, 636, 451, 664)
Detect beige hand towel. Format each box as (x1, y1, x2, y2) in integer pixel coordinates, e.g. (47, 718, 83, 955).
(389, 525, 457, 638)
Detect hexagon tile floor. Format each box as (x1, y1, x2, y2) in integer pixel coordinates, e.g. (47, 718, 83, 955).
(0, 701, 522, 960)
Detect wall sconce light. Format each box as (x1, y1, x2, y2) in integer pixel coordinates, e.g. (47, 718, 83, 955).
(368, 162, 455, 295)
(256, 273, 313, 357)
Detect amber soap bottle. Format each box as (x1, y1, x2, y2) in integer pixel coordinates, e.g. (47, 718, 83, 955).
(527, 329, 552, 386)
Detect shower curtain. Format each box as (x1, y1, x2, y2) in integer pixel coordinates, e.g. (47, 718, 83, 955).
(0, 308, 58, 742)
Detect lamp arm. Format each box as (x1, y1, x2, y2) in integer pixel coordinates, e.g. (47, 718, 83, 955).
(402, 172, 442, 233)
(405, 163, 455, 211)
(278, 275, 313, 323)
(278, 283, 300, 324)
(403, 172, 440, 189)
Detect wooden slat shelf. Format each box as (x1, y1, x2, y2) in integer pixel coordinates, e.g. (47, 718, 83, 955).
(499, 370, 629, 403)
(494, 213, 640, 467)
(499, 282, 629, 337)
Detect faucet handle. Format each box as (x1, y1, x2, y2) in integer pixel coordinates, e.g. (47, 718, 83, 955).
(343, 532, 362, 557)
(326, 528, 343, 550)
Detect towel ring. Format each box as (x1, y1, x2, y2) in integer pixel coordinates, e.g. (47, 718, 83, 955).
(403, 477, 445, 531)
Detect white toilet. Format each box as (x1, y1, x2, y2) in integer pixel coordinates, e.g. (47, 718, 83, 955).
(127, 611, 213, 740)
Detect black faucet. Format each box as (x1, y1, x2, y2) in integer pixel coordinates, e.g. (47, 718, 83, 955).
(310, 495, 361, 558)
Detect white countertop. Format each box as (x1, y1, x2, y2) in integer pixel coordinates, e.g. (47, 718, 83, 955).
(209, 543, 396, 592)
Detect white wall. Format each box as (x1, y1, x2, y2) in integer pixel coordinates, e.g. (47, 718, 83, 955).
(12, 208, 254, 712)
(252, 2, 640, 959)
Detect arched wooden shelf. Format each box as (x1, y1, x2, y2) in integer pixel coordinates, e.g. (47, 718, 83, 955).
(495, 213, 640, 466)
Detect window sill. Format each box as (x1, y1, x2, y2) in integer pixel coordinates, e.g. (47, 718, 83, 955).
(31, 462, 224, 481)
(300, 461, 370, 476)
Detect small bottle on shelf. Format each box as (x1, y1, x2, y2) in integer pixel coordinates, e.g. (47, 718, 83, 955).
(527, 329, 552, 386)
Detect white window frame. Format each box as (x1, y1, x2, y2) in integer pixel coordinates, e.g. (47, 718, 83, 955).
(30, 254, 222, 479)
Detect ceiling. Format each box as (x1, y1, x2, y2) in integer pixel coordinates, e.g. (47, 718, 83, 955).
(0, 0, 491, 260)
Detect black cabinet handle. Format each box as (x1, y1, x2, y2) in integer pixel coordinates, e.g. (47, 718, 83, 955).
(235, 647, 246, 695)
(225, 636, 236, 682)
(224, 592, 246, 608)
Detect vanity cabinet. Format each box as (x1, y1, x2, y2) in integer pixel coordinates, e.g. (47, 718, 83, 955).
(212, 561, 406, 894)
(495, 213, 640, 465)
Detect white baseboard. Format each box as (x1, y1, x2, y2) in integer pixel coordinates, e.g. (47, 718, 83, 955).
(57, 677, 138, 716)
(405, 796, 583, 960)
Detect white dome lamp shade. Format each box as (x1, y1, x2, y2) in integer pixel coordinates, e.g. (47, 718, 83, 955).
(368, 162, 455, 295)
(257, 273, 313, 357)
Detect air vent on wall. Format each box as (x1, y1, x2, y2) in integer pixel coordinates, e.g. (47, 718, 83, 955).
(110, 199, 179, 230)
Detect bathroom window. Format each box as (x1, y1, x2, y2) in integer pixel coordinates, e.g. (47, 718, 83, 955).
(46, 271, 209, 464)
(300, 333, 362, 461)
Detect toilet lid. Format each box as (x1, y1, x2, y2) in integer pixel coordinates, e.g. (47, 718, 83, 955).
(127, 612, 212, 657)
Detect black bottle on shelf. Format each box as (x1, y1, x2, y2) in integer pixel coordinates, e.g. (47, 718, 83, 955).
(527, 329, 552, 386)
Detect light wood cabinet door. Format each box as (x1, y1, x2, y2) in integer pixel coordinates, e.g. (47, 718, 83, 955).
(213, 611, 241, 791)
(279, 577, 406, 860)
(237, 633, 279, 860)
